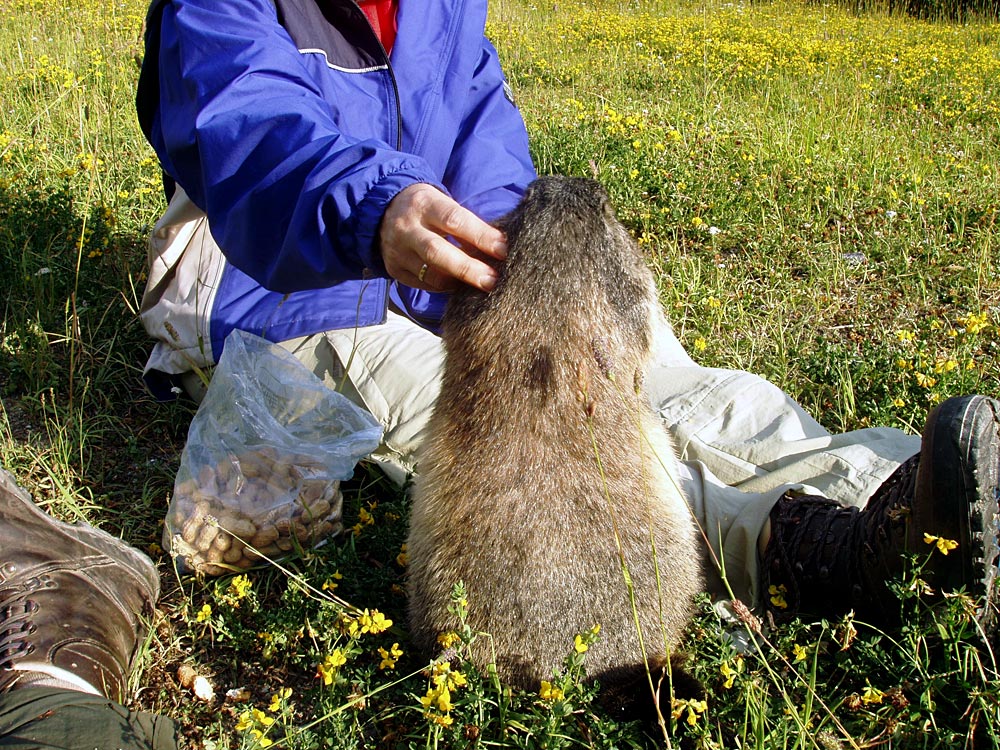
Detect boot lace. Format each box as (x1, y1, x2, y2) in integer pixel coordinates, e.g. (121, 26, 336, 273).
(0, 598, 38, 670)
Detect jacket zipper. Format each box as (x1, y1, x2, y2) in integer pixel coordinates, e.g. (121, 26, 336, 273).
(346, 0, 403, 151)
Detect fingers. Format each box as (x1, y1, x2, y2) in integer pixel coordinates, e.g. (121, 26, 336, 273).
(433, 196, 508, 263)
(380, 183, 507, 293)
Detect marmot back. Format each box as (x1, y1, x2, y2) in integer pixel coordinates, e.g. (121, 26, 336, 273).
(407, 176, 704, 719)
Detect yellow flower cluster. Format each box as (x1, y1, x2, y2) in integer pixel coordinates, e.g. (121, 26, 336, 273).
(768, 583, 789, 610)
(352, 503, 377, 536)
(491, 0, 1000, 122)
(671, 696, 709, 726)
(268, 688, 292, 712)
(322, 570, 343, 591)
(316, 649, 348, 685)
(924, 533, 959, 555)
(861, 684, 885, 705)
(235, 689, 292, 748)
(719, 655, 743, 689)
(421, 661, 468, 727)
(378, 642, 403, 671)
(315, 607, 396, 684)
(340, 608, 392, 637)
(223, 574, 253, 607)
(572, 623, 602, 655)
(538, 680, 565, 702)
(957, 312, 990, 335)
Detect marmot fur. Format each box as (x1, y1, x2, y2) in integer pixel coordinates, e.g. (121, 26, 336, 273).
(406, 176, 705, 721)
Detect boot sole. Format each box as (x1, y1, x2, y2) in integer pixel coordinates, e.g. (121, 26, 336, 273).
(915, 395, 1000, 633)
(0, 468, 160, 602)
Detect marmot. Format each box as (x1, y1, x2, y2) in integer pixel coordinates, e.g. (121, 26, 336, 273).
(406, 176, 705, 721)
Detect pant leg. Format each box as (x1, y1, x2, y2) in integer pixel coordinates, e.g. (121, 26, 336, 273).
(279, 310, 443, 486)
(279, 312, 921, 607)
(0, 687, 177, 750)
(646, 316, 921, 603)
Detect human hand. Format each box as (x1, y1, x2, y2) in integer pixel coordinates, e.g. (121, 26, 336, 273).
(379, 183, 507, 292)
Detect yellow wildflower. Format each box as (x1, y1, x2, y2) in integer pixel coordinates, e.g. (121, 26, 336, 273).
(357, 608, 393, 635)
(268, 688, 291, 712)
(251, 709, 274, 727)
(861, 684, 884, 705)
(719, 658, 742, 689)
(378, 642, 403, 670)
(195, 604, 212, 623)
(671, 697, 708, 726)
(437, 631, 460, 649)
(792, 643, 808, 663)
(235, 711, 254, 731)
(421, 684, 453, 713)
(923, 533, 958, 555)
(421, 661, 467, 724)
(768, 583, 788, 609)
(427, 712, 453, 727)
(228, 574, 252, 603)
(958, 312, 990, 334)
(435, 686, 453, 712)
(539, 680, 565, 702)
(574, 634, 589, 653)
(316, 650, 348, 685)
(933, 357, 958, 374)
(322, 571, 343, 591)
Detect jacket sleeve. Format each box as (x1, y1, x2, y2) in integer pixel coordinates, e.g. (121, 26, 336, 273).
(442, 36, 538, 224)
(141, 0, 441, 293)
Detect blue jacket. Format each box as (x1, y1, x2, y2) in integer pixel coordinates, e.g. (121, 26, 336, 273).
(136, 0, 537, 393)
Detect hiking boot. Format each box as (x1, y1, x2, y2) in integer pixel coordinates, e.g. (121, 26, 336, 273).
(761, 395, 1000, 629)
(0, 468, 160, 703)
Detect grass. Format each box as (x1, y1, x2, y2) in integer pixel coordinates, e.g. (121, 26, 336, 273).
(0, 0, 998, 747)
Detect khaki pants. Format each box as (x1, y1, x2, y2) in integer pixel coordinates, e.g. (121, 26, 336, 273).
(277, 311, 920, 607)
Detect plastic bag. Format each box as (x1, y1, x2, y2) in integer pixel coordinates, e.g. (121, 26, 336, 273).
(163, 329, 383, 576)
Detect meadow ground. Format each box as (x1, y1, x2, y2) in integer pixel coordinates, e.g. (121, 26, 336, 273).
(1, 0, 998, 747)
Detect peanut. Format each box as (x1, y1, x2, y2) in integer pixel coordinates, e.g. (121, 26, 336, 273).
(168, 449, 348, 575)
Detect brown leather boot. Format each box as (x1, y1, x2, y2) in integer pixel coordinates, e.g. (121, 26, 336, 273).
(761, 395, 1000, 630)
(0, 468, 160, 703)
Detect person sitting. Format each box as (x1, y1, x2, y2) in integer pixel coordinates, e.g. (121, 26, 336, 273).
(134, 0, 999, 629)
